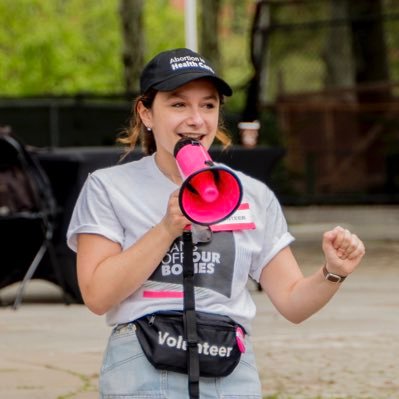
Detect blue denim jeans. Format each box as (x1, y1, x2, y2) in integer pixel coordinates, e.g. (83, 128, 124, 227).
(99, 322, 262, 398)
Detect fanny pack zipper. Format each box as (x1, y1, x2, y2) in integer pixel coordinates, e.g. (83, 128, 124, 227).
(146, 312, 240, 332)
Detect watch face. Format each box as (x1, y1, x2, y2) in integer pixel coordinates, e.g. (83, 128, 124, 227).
(326, 272, 342, 283)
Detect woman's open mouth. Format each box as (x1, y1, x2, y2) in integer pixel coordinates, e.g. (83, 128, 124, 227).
(177, 133, 205, 141)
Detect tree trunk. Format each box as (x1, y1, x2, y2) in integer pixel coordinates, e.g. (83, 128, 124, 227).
(348, 0, 391, 102)
(119, 0, 144, 94)
(242, 1, 271, 121)
(199, 0, 221, 73)
(347, 0, 390, 191)
(324, 0, 354, 90)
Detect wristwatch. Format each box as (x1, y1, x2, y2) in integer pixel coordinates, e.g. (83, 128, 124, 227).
(322, 264, 347, 283)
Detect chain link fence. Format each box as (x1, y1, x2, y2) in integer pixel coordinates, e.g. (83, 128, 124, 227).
(254, 0, 399, 203)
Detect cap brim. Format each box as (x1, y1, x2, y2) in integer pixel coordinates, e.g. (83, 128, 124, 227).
(152, 72, 233, 96)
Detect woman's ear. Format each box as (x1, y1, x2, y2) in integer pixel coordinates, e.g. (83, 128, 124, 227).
(137, 101, 152, 129)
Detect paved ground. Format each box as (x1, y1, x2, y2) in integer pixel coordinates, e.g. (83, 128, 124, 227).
(1, 205, 398, 399)
(253, 239, 399, 399)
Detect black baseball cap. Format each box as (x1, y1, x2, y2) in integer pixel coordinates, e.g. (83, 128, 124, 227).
(140, 48, 233, 96)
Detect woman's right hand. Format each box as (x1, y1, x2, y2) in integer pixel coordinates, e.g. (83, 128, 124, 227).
(159, 190, 190, 239)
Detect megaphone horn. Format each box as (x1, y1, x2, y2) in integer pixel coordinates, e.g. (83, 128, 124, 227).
(174, 138, 243, 226)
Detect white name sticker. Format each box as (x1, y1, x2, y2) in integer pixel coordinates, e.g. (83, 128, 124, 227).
(211, 203, 256, 232)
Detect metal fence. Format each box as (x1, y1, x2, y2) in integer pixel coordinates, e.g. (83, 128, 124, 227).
(254, 0, 399, 102)
(253, 0, 399, 204)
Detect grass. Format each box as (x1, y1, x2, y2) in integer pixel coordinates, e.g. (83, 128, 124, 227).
(41, 364, 97, 399)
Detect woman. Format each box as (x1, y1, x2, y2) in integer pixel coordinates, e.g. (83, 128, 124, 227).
(67, 48, 365, 398)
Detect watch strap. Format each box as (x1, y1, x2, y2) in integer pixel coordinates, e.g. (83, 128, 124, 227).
(322, 264, 347, 283)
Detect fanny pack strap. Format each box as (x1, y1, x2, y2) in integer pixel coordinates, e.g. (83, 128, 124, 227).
(182, 230, 199, 399)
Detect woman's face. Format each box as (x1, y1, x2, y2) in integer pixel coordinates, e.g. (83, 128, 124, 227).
(141, 78, 221, 157)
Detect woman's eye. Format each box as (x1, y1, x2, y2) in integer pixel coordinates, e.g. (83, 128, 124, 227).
(204, 102, 216, 109)
(172, 102, 185, 108)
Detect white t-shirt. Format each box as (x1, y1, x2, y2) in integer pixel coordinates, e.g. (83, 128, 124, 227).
(67, 154, 294, 332)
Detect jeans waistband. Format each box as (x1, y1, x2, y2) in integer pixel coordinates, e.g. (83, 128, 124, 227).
(113, 321, 136, 334)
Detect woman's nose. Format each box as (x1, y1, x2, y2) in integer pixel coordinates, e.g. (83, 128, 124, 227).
(186, 108, 204, 126)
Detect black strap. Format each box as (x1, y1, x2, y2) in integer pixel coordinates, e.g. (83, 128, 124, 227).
(182, 231, 200, 399)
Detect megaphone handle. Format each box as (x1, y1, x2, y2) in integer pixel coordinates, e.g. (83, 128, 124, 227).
(191, 224, 213, 244)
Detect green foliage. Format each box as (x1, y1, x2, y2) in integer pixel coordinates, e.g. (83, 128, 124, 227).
(0, 0, 255, 100)
(0, 0, 123, 95)
(143, 0, 185, 61)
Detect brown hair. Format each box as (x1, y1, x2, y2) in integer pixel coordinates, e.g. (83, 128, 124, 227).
(117, 89, 232, 156)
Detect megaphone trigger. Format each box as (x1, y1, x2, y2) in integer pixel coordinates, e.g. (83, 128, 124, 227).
(204, 160, 214, 167)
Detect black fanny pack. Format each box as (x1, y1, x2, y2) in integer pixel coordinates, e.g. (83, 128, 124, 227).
(134, 231, 245, 398)
(134, 310, 246, 378)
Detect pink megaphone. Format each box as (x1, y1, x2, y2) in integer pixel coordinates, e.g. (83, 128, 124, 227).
(174, 138, 243, 225)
